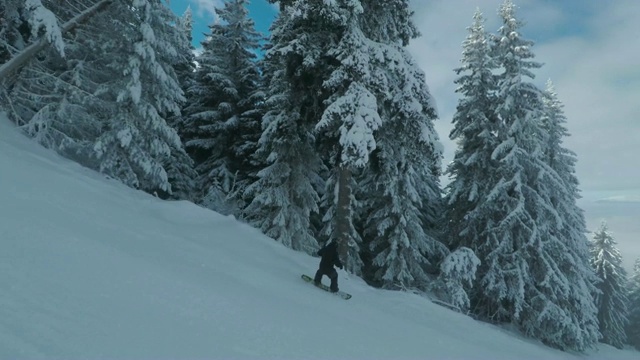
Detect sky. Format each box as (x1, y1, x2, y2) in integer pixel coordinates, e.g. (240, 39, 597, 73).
(406, 0, 640, 194)
(1, 114, 638, 359)
(170, 0, 639, 195)
(169, 0, 277, 42)
(403, 0, 640, 268)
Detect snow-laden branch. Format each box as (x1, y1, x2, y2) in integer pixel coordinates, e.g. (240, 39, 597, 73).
(26, 0, 65, 56)
(0, 0, 113, 81)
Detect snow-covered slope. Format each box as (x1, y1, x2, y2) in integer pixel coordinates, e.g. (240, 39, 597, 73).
(1, 114, 638, 359)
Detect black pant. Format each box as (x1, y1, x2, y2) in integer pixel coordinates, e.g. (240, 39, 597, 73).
(314, 267, 338, 291)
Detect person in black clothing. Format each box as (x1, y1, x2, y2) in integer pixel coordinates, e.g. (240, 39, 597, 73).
(314, 241, 343, 292)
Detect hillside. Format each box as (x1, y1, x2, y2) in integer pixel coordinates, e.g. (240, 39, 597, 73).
(1, 114, 638, 359)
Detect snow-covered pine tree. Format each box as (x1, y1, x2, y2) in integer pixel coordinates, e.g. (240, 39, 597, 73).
(590, 222, 629, 348)
(1, 0, 69, 95)
(537, 78, 602, 349)
(160, 147, 196, 200)
(454, 0, 600, 351)
(627, 258, 640, 349)
(183, 0, 262, 214)
(0, 0, 64, 67)
(3, 0, 191, 196)
(314, 0, 382, 274)
(343, 0, 445, 286)
(0, 0, 29, 65)
(243, 0, 331, 254)
(91, 0, 186, 195)
(4, 0, 103, 158)
(29, 0, 64, 48)
(434, 247, 481, 312)
(247, 0, 444, 274)
(160, 6, 198, 201)
(174, 6, 195, 90)
(445, 9, 498, 258)
(540, 79, 590, 246)
(444, 8, 500, 307)
(169, 6, 196, 138)
(0, 0, 113, 81)
(539, 78, 603, 347)
(1, 0, 30, 121)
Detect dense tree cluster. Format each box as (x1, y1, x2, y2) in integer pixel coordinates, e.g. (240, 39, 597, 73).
(444, 2, 599, 351)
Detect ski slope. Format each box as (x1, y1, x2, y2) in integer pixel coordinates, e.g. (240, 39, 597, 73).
(1, 114, 638, 359)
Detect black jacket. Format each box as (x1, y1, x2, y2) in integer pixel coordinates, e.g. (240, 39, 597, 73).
(317, 242, 342, 270)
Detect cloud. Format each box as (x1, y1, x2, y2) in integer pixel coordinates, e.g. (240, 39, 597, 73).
(408, 0, 640, 192)
(534, 1, 640, 191)
(188, 0, 222, 20)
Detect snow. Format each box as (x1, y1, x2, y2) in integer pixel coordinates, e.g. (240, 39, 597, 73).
(319, 82, 381, 168)
(25, 0, 65, 57)
(0, 112, 638, 359)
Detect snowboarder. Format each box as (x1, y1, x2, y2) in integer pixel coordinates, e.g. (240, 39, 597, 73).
(314, 241, 343, 292)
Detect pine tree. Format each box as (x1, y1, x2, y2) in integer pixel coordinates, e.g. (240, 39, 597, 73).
(0, 0, 30, 65)
(2, 0, 69, 123)
(495, 1, 598, 350)
(175, 6, 195, 89)
(24, 0, 64, 55)
(91, 0, 187, 195)
(161, 6, 197, 201)
(0, 0, 113, 81)
(434, 247, 481, 312)
(445, 9, 499, 256)
(4, 0, 105, 157)
(590, 222, 629, 348)
(349, 0, 445, 286)
(1, 0, 34, 126)
(170, 5, 196, 135)
(541, 79, 589, 252)
(243, 1, 330, 254)
(443, 8, 500, 308)
(248, 1, 443, 277)
(314, 0, 382, 274)
(6, 0, 189, 195)
(445, 1, 599, 351)
(627, 258, 640, 349)
(184, 0, 262, 214)
(2, 1, 192, 197)
(536, 78, 601, 350)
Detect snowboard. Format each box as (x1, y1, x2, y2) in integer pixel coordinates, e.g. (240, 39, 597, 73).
(301, 274, 352, 300)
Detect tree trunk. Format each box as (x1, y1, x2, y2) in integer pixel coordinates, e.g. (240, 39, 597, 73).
(0, 0, 113, 81)
(336, 164, 352, 267)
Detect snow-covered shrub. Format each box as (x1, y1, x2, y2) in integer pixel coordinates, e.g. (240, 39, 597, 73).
(434, 247, 480, 312)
